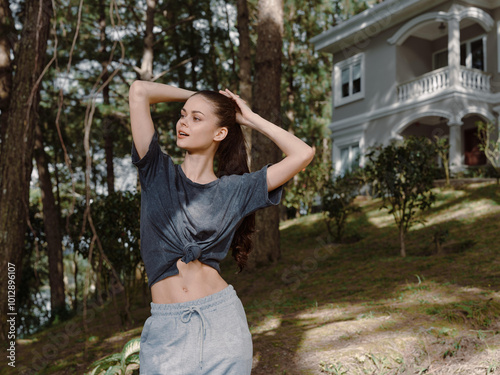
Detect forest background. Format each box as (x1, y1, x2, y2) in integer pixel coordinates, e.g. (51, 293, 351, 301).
(0, 0, 377, 344)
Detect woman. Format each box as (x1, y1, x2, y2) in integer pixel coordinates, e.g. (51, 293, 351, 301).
(129, 80, 314, 374)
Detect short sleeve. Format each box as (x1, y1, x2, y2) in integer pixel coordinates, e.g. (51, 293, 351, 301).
(131, 131, 165, 188)
(239, 164, 283, 217)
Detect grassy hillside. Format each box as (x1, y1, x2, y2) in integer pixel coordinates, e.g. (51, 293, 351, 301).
(11, 181, 500, 374)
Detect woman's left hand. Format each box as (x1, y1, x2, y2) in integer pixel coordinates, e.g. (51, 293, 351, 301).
(219, 88, 256, 128)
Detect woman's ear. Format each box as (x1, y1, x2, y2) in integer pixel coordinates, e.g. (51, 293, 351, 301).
(213, 127, 228, 142)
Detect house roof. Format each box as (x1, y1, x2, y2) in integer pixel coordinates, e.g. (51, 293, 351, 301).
(310, 0, 453, 54)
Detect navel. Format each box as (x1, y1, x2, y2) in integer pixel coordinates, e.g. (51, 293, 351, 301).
(182, 287, 189, 293)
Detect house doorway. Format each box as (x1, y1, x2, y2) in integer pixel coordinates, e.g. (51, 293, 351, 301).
(462, 115, 487, 166)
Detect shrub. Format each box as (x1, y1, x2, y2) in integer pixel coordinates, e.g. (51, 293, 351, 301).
(321, 170, 363, 242)
(87, 337, 140, 375)
(365, 137, 437, 256)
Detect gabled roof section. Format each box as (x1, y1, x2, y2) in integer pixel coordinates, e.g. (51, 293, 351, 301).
(311, 0, 448, 54)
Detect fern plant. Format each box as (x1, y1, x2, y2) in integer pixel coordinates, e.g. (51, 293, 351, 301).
(87, 337, 141, 375)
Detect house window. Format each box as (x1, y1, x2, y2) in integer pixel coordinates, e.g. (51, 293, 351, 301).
(432, 35, 486, 71)
(339, 144, 360, 175)
(334, 53, 364, 107)
(462, 37, 485, 70)
(432, 36, 486, 71)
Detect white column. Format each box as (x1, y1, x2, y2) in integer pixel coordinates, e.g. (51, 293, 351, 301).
(448, 14, 461, 89)
(448, 121, 463, 173)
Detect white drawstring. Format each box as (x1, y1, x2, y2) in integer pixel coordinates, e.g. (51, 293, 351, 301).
(181, 306, 207, 370)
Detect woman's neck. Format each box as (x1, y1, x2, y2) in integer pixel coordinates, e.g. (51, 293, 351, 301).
(181, 153, 218, 184)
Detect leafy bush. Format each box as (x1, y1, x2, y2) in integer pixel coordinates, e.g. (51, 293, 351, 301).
(87, 337, 140, 375)
(321, 170, 363, 242)
(365, 137, 437, 256)
(432, 135, 450, 186)
(477, 121, 500, 176)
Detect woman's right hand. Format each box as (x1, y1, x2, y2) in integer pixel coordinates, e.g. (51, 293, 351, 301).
(218, 88, 257, 129)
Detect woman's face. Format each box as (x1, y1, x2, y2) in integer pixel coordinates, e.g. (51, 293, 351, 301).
(176, 95, 226, 153)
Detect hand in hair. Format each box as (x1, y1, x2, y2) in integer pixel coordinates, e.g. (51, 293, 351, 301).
(218, 89, 256, 129)
(219, 88, 315, 192)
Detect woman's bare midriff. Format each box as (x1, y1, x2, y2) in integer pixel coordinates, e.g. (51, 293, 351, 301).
(150, 259, 228, 304)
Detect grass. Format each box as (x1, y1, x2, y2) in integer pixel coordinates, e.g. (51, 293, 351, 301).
(8, 181, 500, 374)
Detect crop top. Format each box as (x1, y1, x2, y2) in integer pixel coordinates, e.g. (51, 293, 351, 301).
(131, 131, 283, 288)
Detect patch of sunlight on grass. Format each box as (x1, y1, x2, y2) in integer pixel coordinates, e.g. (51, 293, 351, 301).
(424, 199, 500, 226)
(301, 309, 403, 352)
(395, 285, 463, 308)
(279, 213, 322, 230)
(250, 315, 282, 335)
(366, 210, 394, 228)
(17, 338, 38, 345)
(295, 304, 348, 321)
(433, 188, 467, 204)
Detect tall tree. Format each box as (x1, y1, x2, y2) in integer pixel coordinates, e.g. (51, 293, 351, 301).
(98, 0, 115, 195)
(0, 0, 13, 130)
(0, 0, 53, 340)
(134, 0, 156, 81)
(236, 0, 253, 163)
(33, 121, 66, 319)
(249, 0, 283, 268)
(236, 0, 252, 104)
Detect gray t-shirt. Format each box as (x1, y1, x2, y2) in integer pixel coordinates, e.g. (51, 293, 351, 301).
(132, 132, 283, 288)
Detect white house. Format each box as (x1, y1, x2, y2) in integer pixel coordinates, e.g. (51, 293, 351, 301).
(311, 0, 500, 174)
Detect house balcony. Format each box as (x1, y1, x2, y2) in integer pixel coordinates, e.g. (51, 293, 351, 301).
(397, 67, 491, 102)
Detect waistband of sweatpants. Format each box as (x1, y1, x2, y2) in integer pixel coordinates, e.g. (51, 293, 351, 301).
(149, 285, 237, 316)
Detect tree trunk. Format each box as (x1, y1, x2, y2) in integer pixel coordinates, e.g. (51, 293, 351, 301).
(135, 0, 156, 80)
(34, 122, 66, 319)
(399, 225, 406, 257)
(0, 0, 52, 341)
(72, 251, 79, 311)
(98, 0, 115, 194)
(249, 0, 283, 269)
(0, 0, 13, 130)
(236, 0, 253, 166)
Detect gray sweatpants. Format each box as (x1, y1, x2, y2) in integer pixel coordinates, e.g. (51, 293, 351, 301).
(139, 285, 253, 374)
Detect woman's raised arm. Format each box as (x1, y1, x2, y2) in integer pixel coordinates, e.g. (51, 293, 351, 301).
(129, 81, 196, 159)
(220, 89, 315, 191)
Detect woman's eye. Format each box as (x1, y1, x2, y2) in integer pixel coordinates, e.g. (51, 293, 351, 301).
(194, 117, 200, 121)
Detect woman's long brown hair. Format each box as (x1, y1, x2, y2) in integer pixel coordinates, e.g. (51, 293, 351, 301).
(191, 90, 254, 272)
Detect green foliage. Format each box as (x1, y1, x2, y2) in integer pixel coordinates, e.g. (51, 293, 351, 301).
(89, 191, 141, 278)
(477, 121, 500, 180)
(432, 135, 450, 186)
(319, 361, 348, 374)
(321, 170, 363, 242)
(365, 137, 438, 256)
(87, 337, 141, 375)
(280, 0, 336, 215)
(71, 191, 142, 291)
(19, 204, 52, 337)
(432, 226, 449, 255)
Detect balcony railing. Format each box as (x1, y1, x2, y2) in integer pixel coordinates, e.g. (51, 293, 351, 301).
(397, 67, 491, 101)
(460, 67, 491, 92)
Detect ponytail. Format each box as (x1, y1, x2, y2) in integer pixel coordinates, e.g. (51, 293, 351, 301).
(192, 91, 255, 272)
